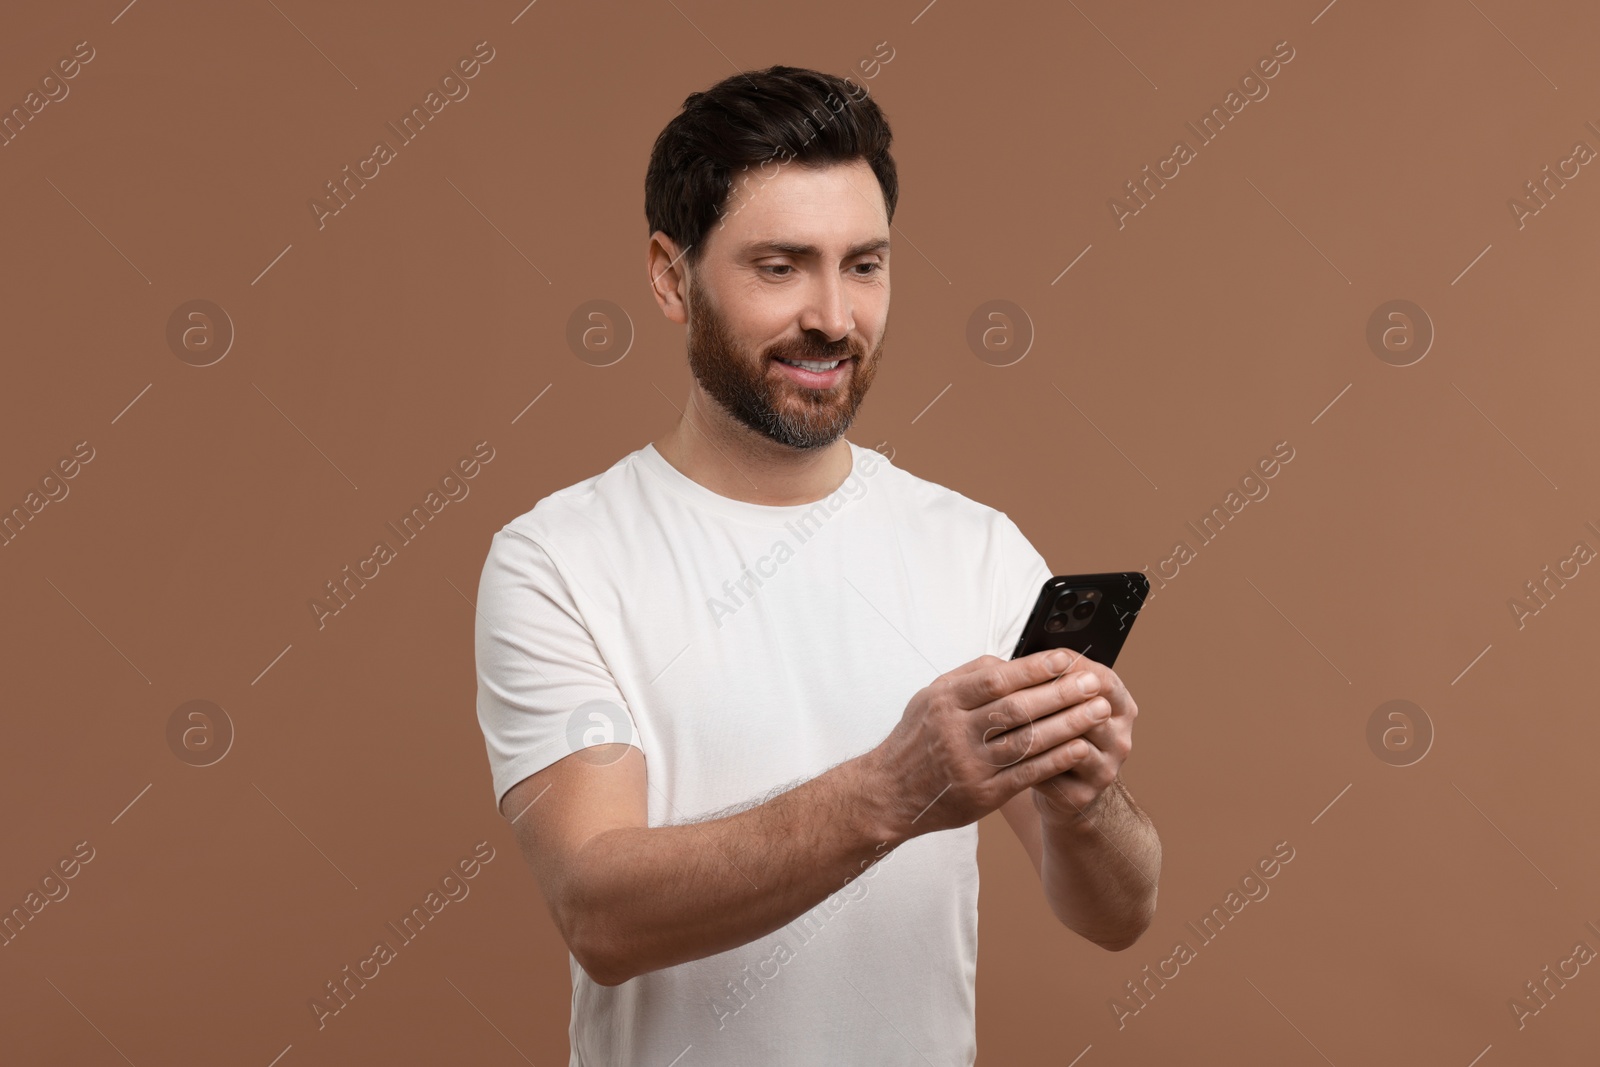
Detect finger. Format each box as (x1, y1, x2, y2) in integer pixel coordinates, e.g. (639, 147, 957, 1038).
(1060, 739, 1119, 791)
(1001, 731, 1105, 797)
(978, 699, 1067, 767)
(1045, 663, 1137, 728)
(1071, 698, 1135, 756)
(999, 714, 1108, 778)
(1044, 750, 1117, 811)
(1095, 666, 1137, 722)
(1036, 775, 1091, 817)
(978, 716, 1041, 768)
(979, 692, 1111, 767)
(934, 655, 1004, 697)
(948, 653, 1003, 678)
(950, 648, 1098, 712)
(976, 666, 1109, 745)
(1035, 763, 1113, 817)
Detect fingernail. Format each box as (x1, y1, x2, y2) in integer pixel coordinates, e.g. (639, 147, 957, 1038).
(1047, 651, 1070, 671)
(1076, 673, 1098, 695)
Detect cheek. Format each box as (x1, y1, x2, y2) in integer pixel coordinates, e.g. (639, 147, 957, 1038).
(864, 319, 889, 361)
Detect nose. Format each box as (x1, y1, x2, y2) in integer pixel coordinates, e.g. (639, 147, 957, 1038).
(798, 270, 853, 343)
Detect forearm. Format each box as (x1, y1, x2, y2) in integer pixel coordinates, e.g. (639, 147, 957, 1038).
(566, 755, 904, 985)
(1039, 778, 1161, 949)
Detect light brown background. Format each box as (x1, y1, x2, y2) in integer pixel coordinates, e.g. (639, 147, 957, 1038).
(3, 0, 1598, 1064)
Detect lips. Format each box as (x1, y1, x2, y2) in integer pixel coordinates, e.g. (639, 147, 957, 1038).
(771, 354, 853, 387)
(771, 355, 854, 368)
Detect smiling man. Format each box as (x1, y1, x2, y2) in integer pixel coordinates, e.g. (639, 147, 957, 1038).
(474, 65, 1160, 1066)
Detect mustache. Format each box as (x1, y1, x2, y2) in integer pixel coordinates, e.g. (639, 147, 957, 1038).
(768, 336, 864, 362)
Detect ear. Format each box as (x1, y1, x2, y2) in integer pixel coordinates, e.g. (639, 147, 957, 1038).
(647, 232, 691, 325)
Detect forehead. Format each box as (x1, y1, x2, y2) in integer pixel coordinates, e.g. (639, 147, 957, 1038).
(713, 159, 888, 258)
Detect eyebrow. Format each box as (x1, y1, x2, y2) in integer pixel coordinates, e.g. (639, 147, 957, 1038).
(739, 238, 891, 259)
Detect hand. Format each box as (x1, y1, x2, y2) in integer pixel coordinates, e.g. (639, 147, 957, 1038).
(1025, 649, 1138, 820)
(866, 651, 1122, 838)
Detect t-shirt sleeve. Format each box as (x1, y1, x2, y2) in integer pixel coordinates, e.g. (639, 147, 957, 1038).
(474, 526, 640, 810)
(990, 511, 1054, 660)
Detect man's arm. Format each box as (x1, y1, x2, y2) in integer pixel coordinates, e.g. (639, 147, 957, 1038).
(503, 651, 1110, 987)
(1000, 777, 1161, 950)
(501, 744, 905, 987)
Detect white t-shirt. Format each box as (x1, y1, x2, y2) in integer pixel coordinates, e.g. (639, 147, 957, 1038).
(474, 439, 1052, 1066)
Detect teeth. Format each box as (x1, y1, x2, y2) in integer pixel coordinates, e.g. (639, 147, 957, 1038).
(779, 358, 843, 371)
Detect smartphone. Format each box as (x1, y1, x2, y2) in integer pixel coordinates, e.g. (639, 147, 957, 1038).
(1009, 572, 1149, 668)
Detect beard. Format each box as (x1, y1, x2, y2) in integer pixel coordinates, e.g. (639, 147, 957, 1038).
(683, 278, 882, 451)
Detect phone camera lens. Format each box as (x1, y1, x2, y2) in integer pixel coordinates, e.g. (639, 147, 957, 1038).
(1044, 614, 1068, 633)
(1071, 600, 1095, 620)
(1053, 590, 1077, 612)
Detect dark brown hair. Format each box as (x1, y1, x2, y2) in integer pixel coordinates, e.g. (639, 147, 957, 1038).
(644, 65, 898, 272)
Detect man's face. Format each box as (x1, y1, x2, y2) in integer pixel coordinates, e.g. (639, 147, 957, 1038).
(681, 160, 889, 451)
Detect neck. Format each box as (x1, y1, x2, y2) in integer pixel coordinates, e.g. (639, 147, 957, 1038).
(652, 393, 854, 506)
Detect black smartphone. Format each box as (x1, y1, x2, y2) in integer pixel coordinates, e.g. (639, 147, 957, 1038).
(1009, 572, 1149, 668)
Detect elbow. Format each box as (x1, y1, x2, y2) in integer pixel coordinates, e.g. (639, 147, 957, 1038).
(1092, 929, 1145, 953)
(561, 900, 635, 987)
(574, 937, 627, 987)
(584, 958, 631, 988)
(1082, 900, 1158, 953)
(552, 842, 641, 987)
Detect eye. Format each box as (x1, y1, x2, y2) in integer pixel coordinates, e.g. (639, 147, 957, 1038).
(760, 265, 793, 277)
(853, 262, 882, 276)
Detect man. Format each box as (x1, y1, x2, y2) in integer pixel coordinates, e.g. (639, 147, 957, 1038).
(474, 65, 1160, 1066)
